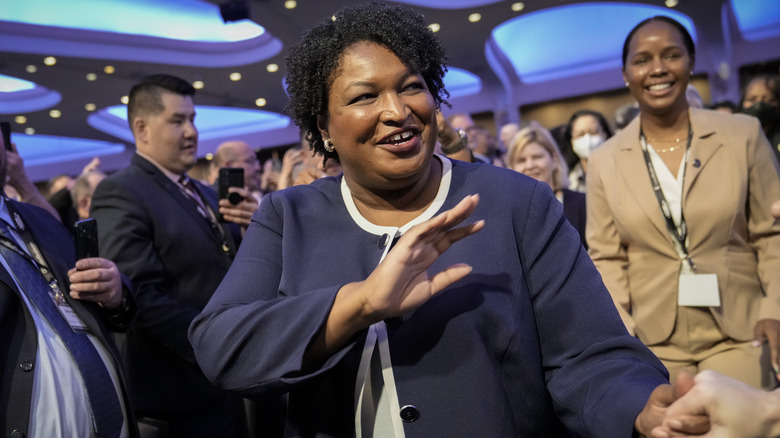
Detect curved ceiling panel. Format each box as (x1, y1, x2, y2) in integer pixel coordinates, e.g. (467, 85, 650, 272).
(0, 75, 61, 114)
(10, 134, 125, 167)
(444, 67, 483, 98)
(491, 2, 696, 84)
(88, 105, 291, 150)
(0, 0, 282, 67)
(731, 0, 780, 41)
(395, 0, 502, 9)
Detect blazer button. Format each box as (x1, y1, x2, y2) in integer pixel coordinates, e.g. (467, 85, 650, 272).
(377, 233, 390, 248)
(399, 405, 419, 423)
(19, 361, 34, 372)
(11, 429, 26, 438)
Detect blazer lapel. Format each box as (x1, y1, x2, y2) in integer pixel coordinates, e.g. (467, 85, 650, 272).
(683, 107, 722, 204)
(133, 155, 222, 245)
(614, 119, 671, 240)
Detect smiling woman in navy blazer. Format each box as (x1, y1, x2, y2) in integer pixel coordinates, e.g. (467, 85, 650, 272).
(189, 3, 701, 437)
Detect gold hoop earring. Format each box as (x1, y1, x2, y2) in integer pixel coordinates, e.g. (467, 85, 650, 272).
(323, 139, 335, 153)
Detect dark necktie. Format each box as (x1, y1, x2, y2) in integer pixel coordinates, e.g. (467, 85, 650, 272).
(179, 176, 228, 243)
(0, 220, 124, 438)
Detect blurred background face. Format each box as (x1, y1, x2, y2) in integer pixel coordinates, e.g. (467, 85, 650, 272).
(742, 78, 779, 109)
(510, 142, 556, 188)
(570, 114, 606, 160)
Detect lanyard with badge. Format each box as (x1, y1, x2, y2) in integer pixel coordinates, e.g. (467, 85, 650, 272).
(639, 127, 720, 307)
(1, 200, 89, 330)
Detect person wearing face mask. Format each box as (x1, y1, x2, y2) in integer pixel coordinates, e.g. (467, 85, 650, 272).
(740, 74, 780, 161)
(565, 110, 613, 192)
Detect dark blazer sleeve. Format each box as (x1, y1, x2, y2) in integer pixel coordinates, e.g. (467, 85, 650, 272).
(562, 189, 588, 249)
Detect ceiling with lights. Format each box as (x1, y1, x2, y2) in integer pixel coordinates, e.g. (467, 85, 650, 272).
(1, 0, 779, 182)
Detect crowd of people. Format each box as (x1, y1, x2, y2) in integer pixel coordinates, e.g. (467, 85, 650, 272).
(2, 2, 780, 438)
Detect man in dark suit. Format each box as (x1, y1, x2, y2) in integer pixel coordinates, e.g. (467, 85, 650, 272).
(0, 132, 137, 437)
(90, 74, 257, 437)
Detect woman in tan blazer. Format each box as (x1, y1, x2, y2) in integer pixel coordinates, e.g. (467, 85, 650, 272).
(587, 16, 780, 388)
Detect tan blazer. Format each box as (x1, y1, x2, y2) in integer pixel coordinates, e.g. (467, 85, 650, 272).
(587, 108, 780, 345)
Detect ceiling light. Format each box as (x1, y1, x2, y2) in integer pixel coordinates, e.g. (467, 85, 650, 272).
(220, 0, 250, 23)
(230, 72, 242, 81)
(255, 98, 266, 107)
(24, 127, 35, 135)
(193, 81, 205, 89)
(468, 13, 481, 23)
(85, 103, 97, 111)
(15, 116, 27, 124)
(266, 63, 279, 73)
(86, 73, 98, 81)
(511, 2, 525, 12)
(665, 0, 678, 6)
(284, 1, 297, 9)
(49, 109, 62, 118)
(120, 96, 129, 104)
(205, 153, 214, 160)
(25, 65, 37, 73)
(104, 65, 115, 74)
(331, 15, 337, 22)
(428, 23, 440, 32)
(43, 56, 57, 66)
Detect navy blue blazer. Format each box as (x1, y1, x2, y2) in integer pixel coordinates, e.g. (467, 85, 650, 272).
(0, 200, 137, 437)
(191, 158, 668, 437)
(91, 154, 245, 434)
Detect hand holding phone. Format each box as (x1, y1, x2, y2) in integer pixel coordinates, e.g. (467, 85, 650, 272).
(74, 218, 99, 260)
(218, 167, 245, 206)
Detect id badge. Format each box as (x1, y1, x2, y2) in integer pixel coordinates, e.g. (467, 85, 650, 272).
(50, 281, 89, 331)
(57, 303, 89, 331)
(678, 273, 721, 307)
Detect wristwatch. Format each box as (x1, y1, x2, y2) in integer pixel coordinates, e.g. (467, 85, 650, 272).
(441, 128, 469, 154)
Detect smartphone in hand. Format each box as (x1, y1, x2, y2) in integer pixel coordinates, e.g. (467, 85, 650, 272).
(218, 167, 244, 206)
(74, 218, 99, 260)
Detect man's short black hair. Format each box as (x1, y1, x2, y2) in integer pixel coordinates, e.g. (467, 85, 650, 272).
(127, 74, 195, 130)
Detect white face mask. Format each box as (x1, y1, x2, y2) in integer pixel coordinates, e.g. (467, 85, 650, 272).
(572, 134, 605, 160)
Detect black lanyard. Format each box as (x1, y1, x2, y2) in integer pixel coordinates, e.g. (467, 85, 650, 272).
(2, 199, 61, 287)
(639, 126, 695, 271)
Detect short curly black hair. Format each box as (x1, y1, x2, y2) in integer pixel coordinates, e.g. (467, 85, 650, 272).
(284, 1, 449, 162)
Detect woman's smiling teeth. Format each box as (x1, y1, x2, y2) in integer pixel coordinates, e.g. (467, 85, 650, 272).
(647, 83, 672, 91)
(387, 131, 414, 144)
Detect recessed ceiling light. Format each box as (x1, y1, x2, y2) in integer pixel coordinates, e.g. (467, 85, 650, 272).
(284, 0, 297, 9)
(511, 2, 525, 12)
(266, 63, 279, 73)
(43, 56, 57, 66)
(104, 65, 115, 74)
(25, 65, 37, 73)
(86, 73, 98, 81)
(428, 23, 440, 32)
(205, 153, 214, 160)
(193, 80, 205, 89)
(120, 95, 129, 104)
(85, 103, 97, 111)
(24, 127, 35, 135)
(468, 13, 481, 23)
(255, 98, 267, 107)
(230, 72, 242, 81)
(15, 116, 27, 124)
(665, 0, 678, 6)
(49, 109, 62, 118)
(331, 15, 337, 22)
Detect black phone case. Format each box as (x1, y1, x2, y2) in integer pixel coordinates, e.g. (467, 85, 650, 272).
(74, 219, 99, 259)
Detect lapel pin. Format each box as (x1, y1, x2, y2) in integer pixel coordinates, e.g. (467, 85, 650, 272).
(692, 159, 701, 168)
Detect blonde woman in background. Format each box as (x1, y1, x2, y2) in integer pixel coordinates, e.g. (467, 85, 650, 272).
(507, 123, 587, 248)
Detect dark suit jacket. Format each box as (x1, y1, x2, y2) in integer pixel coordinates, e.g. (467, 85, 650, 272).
(0, 200, 137, 437)
(90, 154, 245, 434)
(561, 188, 587, 249)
